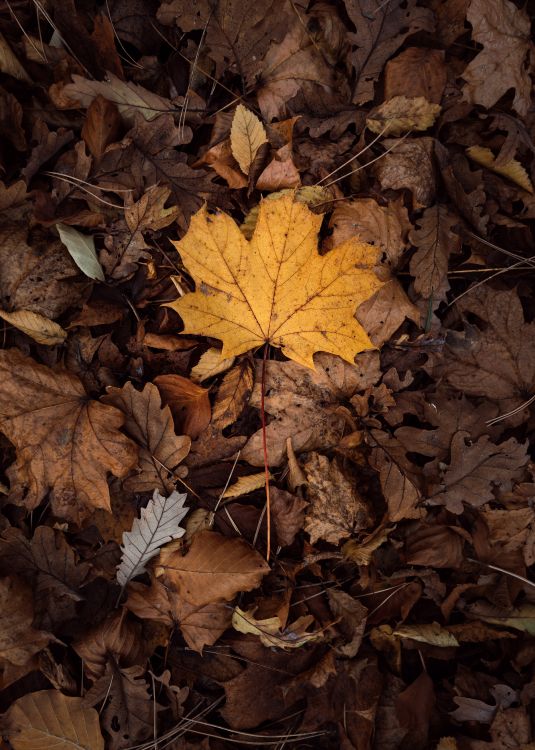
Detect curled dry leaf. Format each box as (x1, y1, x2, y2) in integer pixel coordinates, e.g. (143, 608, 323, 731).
(0, 348, 138, 523)
(157, 529, 270, 608)
(74, 611, 144, 679)
(154, 374, 211, 439)
(366, 96, 441, 136)
(102, 381, 190, 494)
(169, 185, 383, 369)
(466, 145, 533, 194)
(6, 690, 104, 750)
(232, 606, 321, 649)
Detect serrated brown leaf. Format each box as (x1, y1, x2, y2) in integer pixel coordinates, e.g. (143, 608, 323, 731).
(0, 349, 138, 523)
(102, 381, 190, 493)
(212, 359, 254, 429)
(461, 0, 533, 117)
(428, 431, 528, 514)
(409, 204, 460, 303)
(158, 530, 270, 607)
(154, 374, 211, 440)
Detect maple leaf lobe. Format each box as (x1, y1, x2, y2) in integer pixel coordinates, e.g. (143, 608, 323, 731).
(169, 194, 384, 369)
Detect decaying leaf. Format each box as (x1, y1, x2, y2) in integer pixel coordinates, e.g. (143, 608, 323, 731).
(366, 96, 441, 136)
(0, 349, 138, 523)
(169, 193, 383, 369)
(232, 606, 321, 649)
(304, 452, 372, 545)
(212, 359, 254, 429)
(117, 489, 188, 588)
(154, 374, 211, 439)
(461, 0, 534, 117)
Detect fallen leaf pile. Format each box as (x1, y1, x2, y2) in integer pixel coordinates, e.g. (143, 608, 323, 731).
(0, 1, 535, 748)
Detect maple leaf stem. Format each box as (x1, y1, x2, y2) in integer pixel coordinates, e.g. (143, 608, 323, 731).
(261, 341, 271, 562)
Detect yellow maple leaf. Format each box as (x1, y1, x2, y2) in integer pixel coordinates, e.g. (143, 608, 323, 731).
(168, 194, 383, 369)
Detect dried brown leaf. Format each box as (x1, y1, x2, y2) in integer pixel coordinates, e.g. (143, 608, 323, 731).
(154, 374, 211, 440)
(158, 529, 269, 607)
(212, 359, 254, 429)
(102, 381, 190, 493)
(0, 349, 138, 523)
(304, 453, 372, 545)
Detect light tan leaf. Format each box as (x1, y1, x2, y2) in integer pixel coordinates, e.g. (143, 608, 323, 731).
(63, 73, 175, 126)
(242, 352, 381, 466)
(328, 196, 411, 268)
(0, 309, 67, 345)
(367, 96, 441, 136)
(158, 529, 270, 607)
(230, 105, 268, 175)
(102, 381, 190, 494)
(212, 359, 254, 428)
(304, 453, 372, 545)
(190, 347, 235, 382)
(6, 690, 104, 750)
(393, 622, 459, 647)
(342, 525, 393, 565)
(466, 145, 533, 193)
(0, 349, 138, 523)
(154, 374, 211, 439)
(222, 472, 269, 499)
(232, 607, 321, 649)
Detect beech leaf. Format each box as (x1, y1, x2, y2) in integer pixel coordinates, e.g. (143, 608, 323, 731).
(169, 193, 384, 369)
(230, 105, 268, 175)
(0, 309, 67, 345)
(117, 488, 188, 588)
(6, 690, 104, 750)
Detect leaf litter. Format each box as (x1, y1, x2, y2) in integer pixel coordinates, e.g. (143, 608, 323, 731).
(1, 1, 535, 748)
